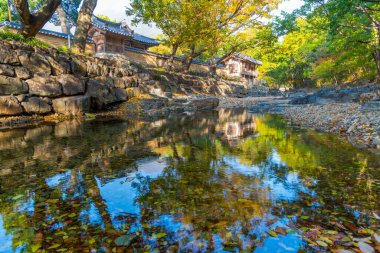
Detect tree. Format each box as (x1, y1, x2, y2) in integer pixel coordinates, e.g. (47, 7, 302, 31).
(127, 0, 197, 70)
(72, 0, 97, 53)
(12, 0, 61, 38)
(128, 0, 280, 72)
(287, 0, 380, 79)
(51, 0, 81, 34)
(203, 0, 281, 74)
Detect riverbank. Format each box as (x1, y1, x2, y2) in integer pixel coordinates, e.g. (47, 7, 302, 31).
(218, 95, 380, 151)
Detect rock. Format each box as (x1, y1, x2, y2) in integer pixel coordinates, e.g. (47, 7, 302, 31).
(15, 67, 31, 79)
(361, 101, 380, 112)
(191, 97, 219, 110)
(372, 233, 380, 245)
(57, 74, 86, 95)
(360, 92, 379, 104)
(21, 97, 52, 114)
(373, 137, 380, 149)
(138, 73, 152, 81)
(94, 76, 114, 87)
(126, 87, 141, 98)
(71, 58, 87, 77)
(116, 76, 139, 88)
(0, 96, 23, 116)
(47, 56, 71, 75)
(358, 241, 375, 253)
(0, 75, 28, 95)
(86, 62, 102, 77)
(112, 88, 128, 102)
(19, 52, 51, 74)
(16, 94, 28, 103)
(52, 96, 90, 116)
(85, 79, 115, 109)
(0, 46, 20, 65)
(0, 64, 15, 76)
(27, 76, 62, 98)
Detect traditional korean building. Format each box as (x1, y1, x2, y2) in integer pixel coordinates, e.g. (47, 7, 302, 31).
(220, 53, 262, 85)
(88, 16, 159, 54)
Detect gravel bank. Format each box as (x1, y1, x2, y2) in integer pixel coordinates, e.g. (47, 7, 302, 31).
(218, 97, 380, 150)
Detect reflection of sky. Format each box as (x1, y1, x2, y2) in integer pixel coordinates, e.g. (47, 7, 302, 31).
(254, 234, 304, 253)
(0, 216, 13, 253)
(223, 155, 305, 202)
(98, 158, 167, 219)
(95, 154, 308, 252)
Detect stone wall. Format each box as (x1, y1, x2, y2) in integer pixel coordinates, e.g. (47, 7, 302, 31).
(0, 40, 249, 118)
(0, 40, 138, 117)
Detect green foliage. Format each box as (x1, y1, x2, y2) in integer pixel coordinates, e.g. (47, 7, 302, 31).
(128, 0, 281, 71)
(0, 28, 50, 48)
(95, 14, 119, 23)
(258, 0, 380, 88)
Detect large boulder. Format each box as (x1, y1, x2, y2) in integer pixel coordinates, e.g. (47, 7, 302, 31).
(47, 56, 71, 75)
(0, 75, 28, 95)
(191, 97, 219, 110)
(0, 64, 15, 77)
(19, 52, 51, 74)
(0, 46, 20, 65)
(21, 97, 52, 114)
(116, 76, 139, 88)
(57, 74, 86, 95)
(52, 96, 90, 116)
(112, 88, 128, 102)
(14, 67, 31, 79)
(0, 96, 23, 116)
(27, 75, 62, 97)
(85, 79, 116, 109)
(86, 62, 102, 77)
(71, 58, 87, 77)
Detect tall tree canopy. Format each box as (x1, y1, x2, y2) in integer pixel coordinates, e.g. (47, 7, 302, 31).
(127, 0, 281, 72)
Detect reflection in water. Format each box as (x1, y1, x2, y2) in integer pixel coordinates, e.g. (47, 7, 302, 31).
(0, 109, 379, 252)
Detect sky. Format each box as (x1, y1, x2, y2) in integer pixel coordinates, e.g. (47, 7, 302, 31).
(44, 0, 304, 37)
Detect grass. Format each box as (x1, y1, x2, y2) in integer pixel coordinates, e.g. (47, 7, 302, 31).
(0, 27, 50, 48)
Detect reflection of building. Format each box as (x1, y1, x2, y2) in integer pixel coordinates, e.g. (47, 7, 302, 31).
(216, 110, 258, 146)
(220, 53, 262, 86)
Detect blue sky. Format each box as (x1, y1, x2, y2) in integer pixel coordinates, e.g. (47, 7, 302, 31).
(45, 0, 304, 37)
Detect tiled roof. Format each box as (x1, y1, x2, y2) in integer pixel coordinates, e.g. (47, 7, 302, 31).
(0, 21, 94, 42)
(91, 16, 132, 37)
(234, 53, 262, 65)
(132, 33, 158, 46)
(92, 16, 158, 46)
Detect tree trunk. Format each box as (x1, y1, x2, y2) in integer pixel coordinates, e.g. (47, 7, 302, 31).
(14, 0, 61, 38)
(73, 0, 98, 54)
(209, 53, 218, 76)
(167, 44, 179, 71)
(372, 49, 380, 79)
(57, 5, 70, 34)
(182, 45, 195, 72)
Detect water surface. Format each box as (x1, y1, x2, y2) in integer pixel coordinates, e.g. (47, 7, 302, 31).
(0, 109, 379, 252)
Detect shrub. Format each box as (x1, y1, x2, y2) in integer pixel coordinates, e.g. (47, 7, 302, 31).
(0, 27, 50, 48)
